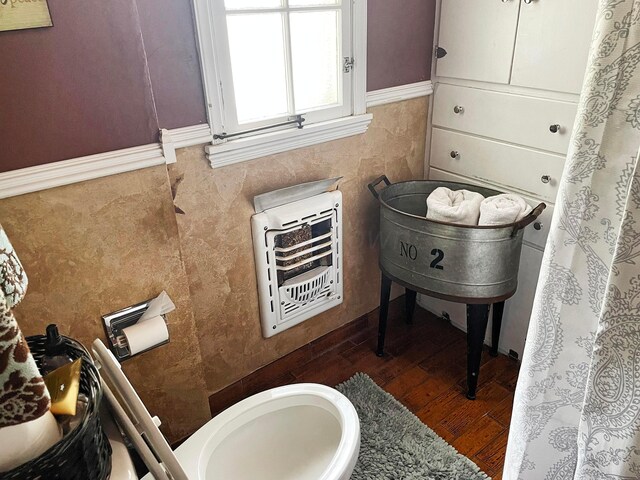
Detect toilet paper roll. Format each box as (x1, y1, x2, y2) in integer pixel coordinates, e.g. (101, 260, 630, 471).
(122, 316, 169, 355)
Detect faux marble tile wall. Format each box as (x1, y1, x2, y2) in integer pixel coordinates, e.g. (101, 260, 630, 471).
(0, 98, 428, 441)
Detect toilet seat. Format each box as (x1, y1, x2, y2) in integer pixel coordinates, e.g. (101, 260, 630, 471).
(168, 384, 360, 480)
(92, 340, 360, 480)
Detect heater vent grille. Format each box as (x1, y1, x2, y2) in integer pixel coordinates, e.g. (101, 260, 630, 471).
(251, 190, 343, 337)
(282, 266, 332, 305)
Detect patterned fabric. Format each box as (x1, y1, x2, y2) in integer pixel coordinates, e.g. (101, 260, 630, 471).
(0, 223, 50, 428)
(0, 226, 28, 308)
(504, 2, 640, 479)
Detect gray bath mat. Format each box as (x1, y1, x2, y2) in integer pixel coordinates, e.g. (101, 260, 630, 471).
(336, 373, 490, 480)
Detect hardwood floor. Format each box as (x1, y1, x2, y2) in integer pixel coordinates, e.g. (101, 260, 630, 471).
(208, 296, 519, 479)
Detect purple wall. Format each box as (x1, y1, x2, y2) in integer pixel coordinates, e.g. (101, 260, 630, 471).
(135, 0, 207, 129)
(0, 0, 435, 173)
(0, 0, 206, 173)
(367, 0, 436, 91)
(0, 0, 159, 171)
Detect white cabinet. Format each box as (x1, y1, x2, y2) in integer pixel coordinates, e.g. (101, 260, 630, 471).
(435, 0, 520, 84)
(511, 0, 598, 94)
(427, 0, 595, 359)
(436, 0, 597, 94)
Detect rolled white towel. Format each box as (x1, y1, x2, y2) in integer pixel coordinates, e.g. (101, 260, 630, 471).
(479, 194, 532, 226)
(426, 187, 485, 225)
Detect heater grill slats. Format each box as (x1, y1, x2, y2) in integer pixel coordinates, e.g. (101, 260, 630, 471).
(276, 239, 333, 262)
(274, 231, 333, 253)
(275, 250, 333, 272)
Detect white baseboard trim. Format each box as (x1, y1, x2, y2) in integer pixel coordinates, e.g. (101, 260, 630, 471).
(0, 144, 166, 200)
(366, 80, 433, 108)
(206, 114, 373, 168)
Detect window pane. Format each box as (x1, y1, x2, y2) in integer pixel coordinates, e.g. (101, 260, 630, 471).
(290, 11, 340, 112)
(225, 0, 282, 10)
(289, 0, 339, 5)
(227, 14, 289, 124)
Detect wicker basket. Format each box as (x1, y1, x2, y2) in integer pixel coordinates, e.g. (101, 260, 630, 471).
(0, 335, 112, 480)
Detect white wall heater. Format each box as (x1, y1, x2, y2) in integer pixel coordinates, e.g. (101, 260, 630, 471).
(251, 179, 343, 338)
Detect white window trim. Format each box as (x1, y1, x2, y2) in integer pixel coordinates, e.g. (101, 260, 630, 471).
(191, 0, 370, 168)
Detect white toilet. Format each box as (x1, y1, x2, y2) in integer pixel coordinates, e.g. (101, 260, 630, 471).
(92, 340, 360, 480)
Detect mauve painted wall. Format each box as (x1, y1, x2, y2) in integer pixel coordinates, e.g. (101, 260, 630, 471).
(367, 0, 436, 91)
(0, 0, 159, 172)
(0, 0, 435, 173)
(135, 0, 207, 129)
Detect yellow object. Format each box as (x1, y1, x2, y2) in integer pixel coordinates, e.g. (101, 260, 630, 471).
(44, 359, 82, 416)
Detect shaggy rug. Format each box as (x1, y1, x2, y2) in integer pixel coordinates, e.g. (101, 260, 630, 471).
(336, 373, 490, 480)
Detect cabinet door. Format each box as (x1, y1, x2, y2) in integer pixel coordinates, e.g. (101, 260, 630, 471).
(436, 0, 520, 84)
(511, 0, 598, 94)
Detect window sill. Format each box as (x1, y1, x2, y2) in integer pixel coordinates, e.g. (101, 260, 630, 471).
(205, 113, 373, 168)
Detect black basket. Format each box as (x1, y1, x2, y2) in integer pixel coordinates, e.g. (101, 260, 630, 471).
(0, 336, 112, 480)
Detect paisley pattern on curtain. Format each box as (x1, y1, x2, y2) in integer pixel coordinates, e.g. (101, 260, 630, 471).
(504, 1, 640, 478)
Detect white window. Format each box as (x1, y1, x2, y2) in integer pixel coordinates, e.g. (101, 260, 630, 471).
(193, 0, 370, 167)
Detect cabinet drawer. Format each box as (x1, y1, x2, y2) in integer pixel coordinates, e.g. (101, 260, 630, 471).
(428, 167, 554, 250)
(432, 84, 577, 154)
(430, 128, 564, 203)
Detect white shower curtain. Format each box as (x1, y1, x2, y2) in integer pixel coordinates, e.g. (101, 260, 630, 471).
(504, 1, 640, 479)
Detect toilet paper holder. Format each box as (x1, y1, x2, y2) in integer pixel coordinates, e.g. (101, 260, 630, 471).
(102, 299, 169, 361)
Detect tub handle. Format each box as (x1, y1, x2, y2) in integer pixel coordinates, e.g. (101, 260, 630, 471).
(512, 203, 547, 234)
(368, 175, 391, 200)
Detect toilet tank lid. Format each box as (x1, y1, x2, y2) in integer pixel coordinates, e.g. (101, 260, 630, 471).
(92, 339, 188, 480)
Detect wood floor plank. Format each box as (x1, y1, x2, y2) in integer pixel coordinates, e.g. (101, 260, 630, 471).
(451, 415, 505, 457)
(402, 374, 465, 412)
(475, 430, 510, 476)
(489, 392, 515, 427)
(384, 365, 431, 399)
(291, 351, 357, 386)
(439, 381, 511, 437)
(415, 386, 470, 427)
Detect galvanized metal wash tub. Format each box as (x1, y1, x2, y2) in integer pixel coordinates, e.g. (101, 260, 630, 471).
(368, 176, 546, 304)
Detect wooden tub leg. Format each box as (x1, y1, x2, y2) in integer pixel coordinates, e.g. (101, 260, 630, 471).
(405, 288, 417, 325)
(490, 301, 505, 357)
(376, 274, 393, 357)
(466, 303, 490, 400)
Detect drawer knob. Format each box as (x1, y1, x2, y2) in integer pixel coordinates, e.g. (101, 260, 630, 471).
(450, 151, 460, 159)
(549, 124, 561, 134)
(453, 105, 465, 114)
(524, 0, 535, 4)
(534, 222, 543, 231)
(541, 175, 551, 184)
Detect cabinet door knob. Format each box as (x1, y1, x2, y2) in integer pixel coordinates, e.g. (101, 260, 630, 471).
(549, 124, 561, 134)
(450, 151, 460, 159)
(541, 175, 551, 184)
(534, 222, 543, 231)
(453, 105, 464, 114)
(524, 0, 535, 4)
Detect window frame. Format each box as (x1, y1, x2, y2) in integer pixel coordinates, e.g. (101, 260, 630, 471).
(192, 0, 370, 167)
